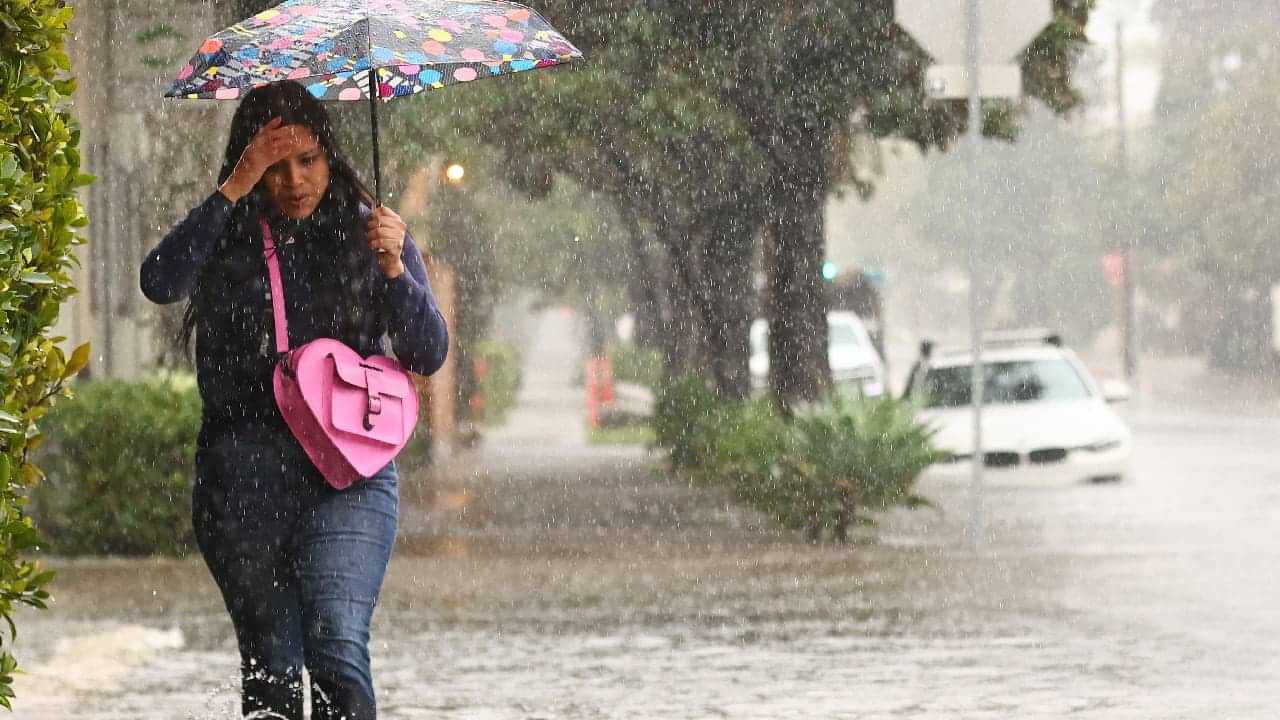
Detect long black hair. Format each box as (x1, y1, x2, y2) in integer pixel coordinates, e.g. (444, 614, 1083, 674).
(181, 80, 375, 353)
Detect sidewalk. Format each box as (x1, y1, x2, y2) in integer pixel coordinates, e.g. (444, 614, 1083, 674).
(397, 307, 773, 555)
(1128, 354, 1280, 418)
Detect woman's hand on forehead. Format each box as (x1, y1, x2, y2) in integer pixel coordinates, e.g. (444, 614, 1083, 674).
(284, 127, 320, 155)
(267, 120, 318, 160)
(221, 117, 316, 203)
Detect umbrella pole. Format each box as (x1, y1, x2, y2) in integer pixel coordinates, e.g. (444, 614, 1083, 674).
(368, 69, 382, 206)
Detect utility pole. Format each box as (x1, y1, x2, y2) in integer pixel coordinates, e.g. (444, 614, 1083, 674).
(1117, 20, 1138, 385)
(967, 0, 986, 546)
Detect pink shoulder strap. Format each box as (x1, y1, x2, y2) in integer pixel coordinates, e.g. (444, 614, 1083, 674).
(260, 219, 290, 354)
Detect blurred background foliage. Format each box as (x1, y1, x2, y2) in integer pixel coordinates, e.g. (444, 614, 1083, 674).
(31, 376, 201, 557)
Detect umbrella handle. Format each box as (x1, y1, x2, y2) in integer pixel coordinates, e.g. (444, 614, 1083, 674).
(368, 70, 382, 206)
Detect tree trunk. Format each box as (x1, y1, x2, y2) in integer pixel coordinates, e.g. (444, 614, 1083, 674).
(662, 212, 760, 400)
(834, 485, 860, 544)
(833, 513, 850, 544)
(620, 206, 664, 352)
(662, 231, 711, 381)
(805, 514, 824, 543)
(766, 136, 832, 409)
(701, 208, 760, 401)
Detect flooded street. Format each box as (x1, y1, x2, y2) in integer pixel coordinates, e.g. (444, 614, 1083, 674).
(9, 1, 1279, 717)
(14, 311, 1280, 718)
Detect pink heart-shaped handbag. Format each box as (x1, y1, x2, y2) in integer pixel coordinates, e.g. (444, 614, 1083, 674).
(262, 219, 420, 490)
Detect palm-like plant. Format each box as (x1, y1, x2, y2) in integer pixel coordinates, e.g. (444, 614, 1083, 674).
(650, 377, 944, 542)
(788, 397, 944, 542)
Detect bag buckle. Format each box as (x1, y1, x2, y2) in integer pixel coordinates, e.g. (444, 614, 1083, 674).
(362, 364, 384, 431)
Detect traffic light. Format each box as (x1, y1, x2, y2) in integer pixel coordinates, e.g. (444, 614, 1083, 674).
(822, 261, 839, 281)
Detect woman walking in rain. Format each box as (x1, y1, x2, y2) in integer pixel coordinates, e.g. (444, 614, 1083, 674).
(141, 80, 448, 719)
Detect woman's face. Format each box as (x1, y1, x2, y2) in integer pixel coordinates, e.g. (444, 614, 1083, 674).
(261, 126, 330, 220)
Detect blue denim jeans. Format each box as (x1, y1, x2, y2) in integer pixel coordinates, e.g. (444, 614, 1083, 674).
(193, 432, 398, 720)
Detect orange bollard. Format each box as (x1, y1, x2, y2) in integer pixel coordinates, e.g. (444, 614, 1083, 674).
(585, 358, 600, 429)
(585, 356, 616, 430)
(598, 355, 616, 405)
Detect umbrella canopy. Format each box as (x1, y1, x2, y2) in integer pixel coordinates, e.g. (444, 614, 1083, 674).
(166, 0, 582, 101)
(165, 0, 582, 201)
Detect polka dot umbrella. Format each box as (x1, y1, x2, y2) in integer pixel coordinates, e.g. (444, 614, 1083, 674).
(166, 0, 583, 202)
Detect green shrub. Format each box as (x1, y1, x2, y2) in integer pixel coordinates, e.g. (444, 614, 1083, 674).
(30, 376, 201, 557)
(472, 339, 521, 425)
(652, 373, 726, 472)
(0, 0, 90, 706)
(696, 397, 789, 488)
(781, 397, 943, 542)
(652, 377, 942, 542)
(609, 342, 663, 389)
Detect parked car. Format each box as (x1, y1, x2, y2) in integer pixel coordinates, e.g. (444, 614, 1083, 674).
(749, 311, 887, 397)
(904, 330, 1132, 484)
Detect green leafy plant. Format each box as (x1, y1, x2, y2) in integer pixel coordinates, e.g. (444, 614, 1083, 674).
(784, 397, 943, 542)
(31, 375, 201, 557)
(698, 397, 789, 489)
(609, 342, 663, 390)
(652, 377, 942, 543)
(0, 0, 90, 708)
(471, 339, 522, 425)
(652, 373, 726, 473)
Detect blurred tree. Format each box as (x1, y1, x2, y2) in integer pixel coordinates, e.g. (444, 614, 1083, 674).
(912, 109, 1114, 343)
(1165, 41, 1280, 367)
(428, 171, 499, 421)
(524, 0, 1093, 408)
(420, 8, 767, 399)
(1150, 2, 1280, 369)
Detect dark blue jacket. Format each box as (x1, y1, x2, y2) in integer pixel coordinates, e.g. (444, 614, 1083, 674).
(141, 191, 448, 444)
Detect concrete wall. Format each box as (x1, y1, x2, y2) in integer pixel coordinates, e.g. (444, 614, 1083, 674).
(60, 0, 236, 378)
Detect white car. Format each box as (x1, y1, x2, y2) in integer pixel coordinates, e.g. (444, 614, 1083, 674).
(905, 333, 1132, 484)
(750, 311, 886, 397)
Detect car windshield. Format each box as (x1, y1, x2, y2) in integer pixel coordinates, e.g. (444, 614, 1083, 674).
(918, 359, 1092, 408)
(829, 322, 863, 349)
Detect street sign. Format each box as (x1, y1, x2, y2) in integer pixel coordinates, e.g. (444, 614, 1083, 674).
(896, 0, 1053, 64)
(896, 0, 1057, 547)
(926, 64, 1022, 99)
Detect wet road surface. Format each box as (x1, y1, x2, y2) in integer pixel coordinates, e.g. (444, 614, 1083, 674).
(13, 312, 1280, 718)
